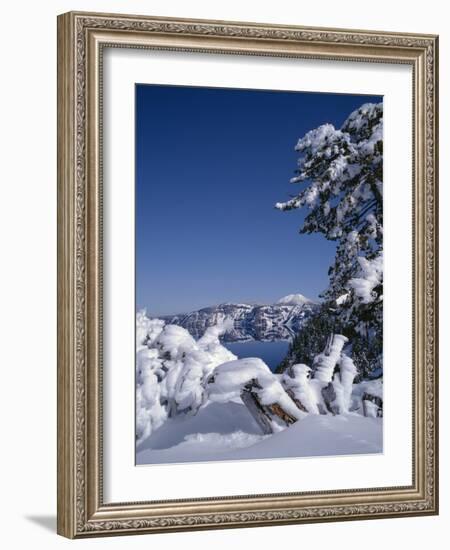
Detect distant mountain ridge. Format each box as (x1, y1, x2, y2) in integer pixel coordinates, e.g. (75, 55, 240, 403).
(161, 294, 317, 342)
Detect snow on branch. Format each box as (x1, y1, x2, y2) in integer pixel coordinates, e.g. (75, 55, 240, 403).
(349, 251, 383, 304)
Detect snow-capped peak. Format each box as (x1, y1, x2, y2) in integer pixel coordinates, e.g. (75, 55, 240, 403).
(276, 294, 313, 306)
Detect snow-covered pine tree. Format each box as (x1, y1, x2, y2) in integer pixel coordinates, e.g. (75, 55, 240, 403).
(276, 103, 383, 377)
(275, 303, 338, 373)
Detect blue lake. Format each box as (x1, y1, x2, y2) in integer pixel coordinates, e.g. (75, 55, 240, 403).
(223, 340, 290, 372)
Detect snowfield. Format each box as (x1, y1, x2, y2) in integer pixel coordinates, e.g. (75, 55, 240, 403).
(136, 311, 383, 465)
(136, 400, 382, 464)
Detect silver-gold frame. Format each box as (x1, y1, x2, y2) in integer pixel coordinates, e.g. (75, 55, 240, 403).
(57, 11, 439, 538)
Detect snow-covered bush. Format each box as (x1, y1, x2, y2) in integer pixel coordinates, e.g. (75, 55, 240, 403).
(136, 311, 236, 445)
(280, 334, 359, 416)
(281, 364, 319, 414)
(312, 334, 348, 383)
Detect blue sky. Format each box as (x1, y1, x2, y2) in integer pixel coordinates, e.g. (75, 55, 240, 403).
(136, 84, 381, 316)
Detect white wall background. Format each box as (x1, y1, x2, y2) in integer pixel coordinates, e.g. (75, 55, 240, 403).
(0, 1, 446, 548)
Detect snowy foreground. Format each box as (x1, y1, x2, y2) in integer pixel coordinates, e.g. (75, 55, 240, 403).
(137, 404, 381, 464)
(136, 311, 382, 465)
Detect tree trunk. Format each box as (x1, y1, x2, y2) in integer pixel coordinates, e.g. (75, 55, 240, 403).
(240, 379, 298, 435)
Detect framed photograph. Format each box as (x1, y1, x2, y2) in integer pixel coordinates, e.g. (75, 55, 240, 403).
(57, 11, 439, 538)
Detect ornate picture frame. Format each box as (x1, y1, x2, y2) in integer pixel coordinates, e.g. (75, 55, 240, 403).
(57, 11, 438, 538)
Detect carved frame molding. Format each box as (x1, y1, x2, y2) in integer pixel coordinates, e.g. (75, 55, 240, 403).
(57, 11, 438, 538)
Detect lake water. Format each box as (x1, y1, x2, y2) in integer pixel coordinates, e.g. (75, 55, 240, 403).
(223, 339, 290, 372)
